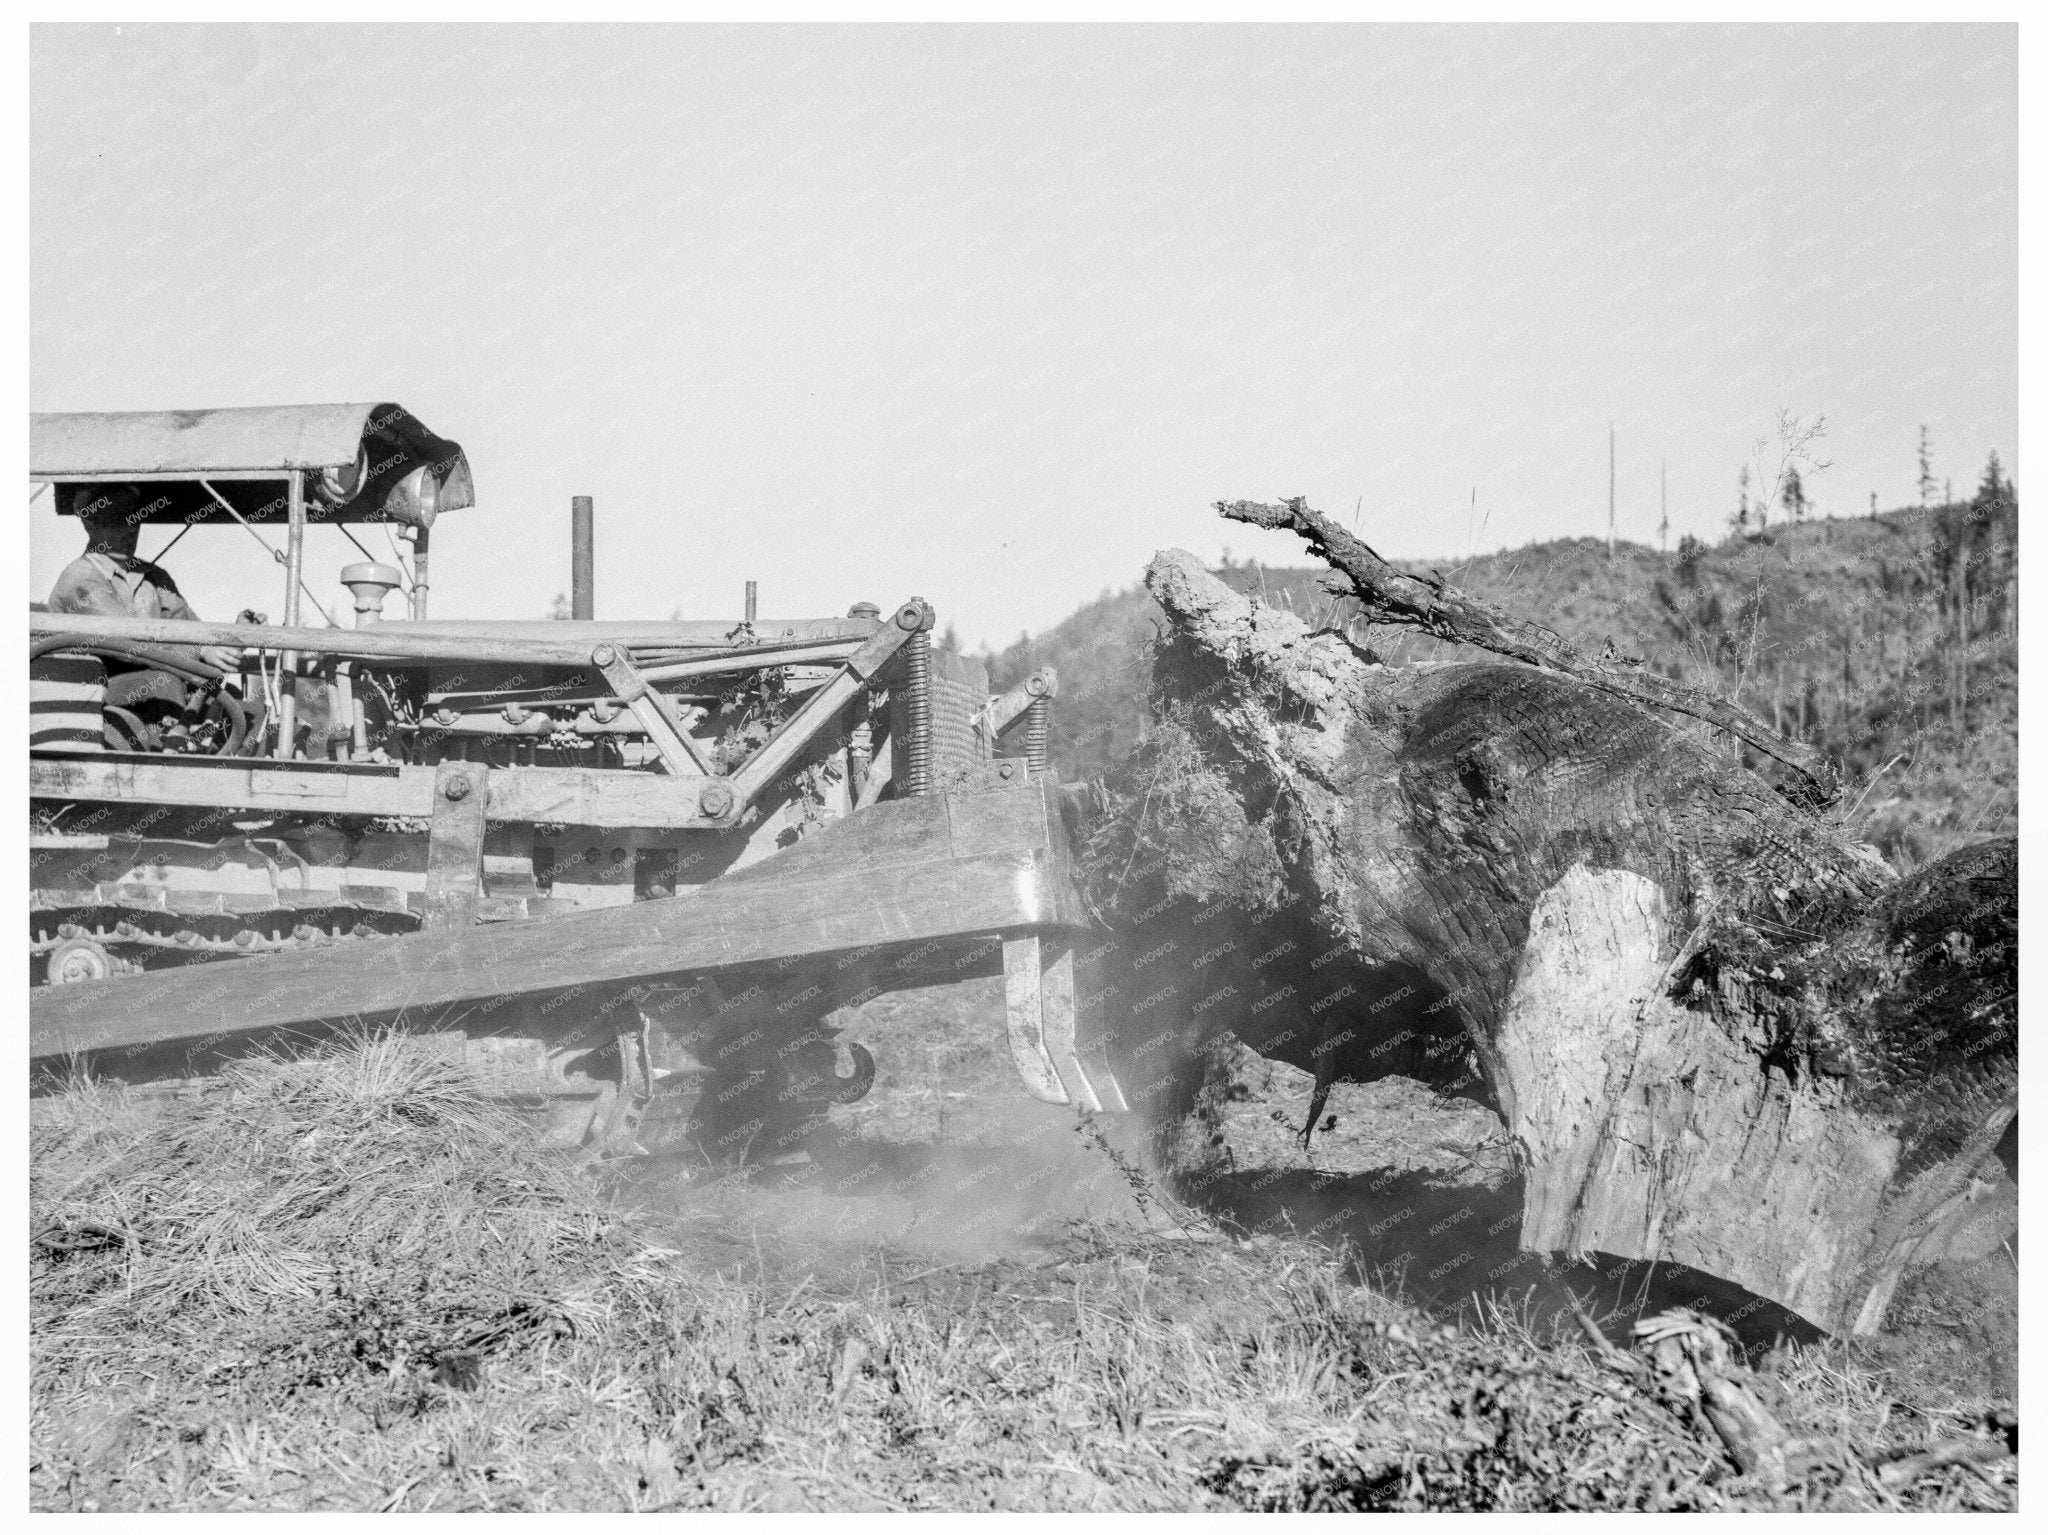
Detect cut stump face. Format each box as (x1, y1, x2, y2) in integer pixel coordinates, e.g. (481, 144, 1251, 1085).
(1080, 549, 2016, 1338)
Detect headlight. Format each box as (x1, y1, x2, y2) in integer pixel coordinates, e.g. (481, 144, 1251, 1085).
(312, 448, 369, 509)
(383, 464, 440, 529)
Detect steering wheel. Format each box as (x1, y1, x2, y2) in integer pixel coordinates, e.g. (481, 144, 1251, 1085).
(34, 635, 247, 755)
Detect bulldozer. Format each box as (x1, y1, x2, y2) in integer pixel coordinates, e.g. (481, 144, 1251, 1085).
(29, 402, 1124, 1165)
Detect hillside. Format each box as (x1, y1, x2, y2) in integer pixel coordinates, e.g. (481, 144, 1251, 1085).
(979, 497, 2018, 871)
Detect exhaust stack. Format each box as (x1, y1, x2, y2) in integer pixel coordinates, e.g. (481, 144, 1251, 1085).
(572, 495, 594, 620)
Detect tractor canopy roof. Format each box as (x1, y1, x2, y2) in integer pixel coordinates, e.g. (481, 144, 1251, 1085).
(30, 403, 473, 530)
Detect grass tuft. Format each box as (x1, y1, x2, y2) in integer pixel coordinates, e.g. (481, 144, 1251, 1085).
(30, 1033, 2016, 1511)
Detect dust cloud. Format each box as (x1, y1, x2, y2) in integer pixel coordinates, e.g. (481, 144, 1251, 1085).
(613, 1090, 1189, 1287)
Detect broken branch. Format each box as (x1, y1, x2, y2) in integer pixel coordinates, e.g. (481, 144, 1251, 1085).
(1215, 497, 1838, 805)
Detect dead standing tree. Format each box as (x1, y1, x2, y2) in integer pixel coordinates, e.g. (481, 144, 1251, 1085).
(1081, 499, 2015, 1339)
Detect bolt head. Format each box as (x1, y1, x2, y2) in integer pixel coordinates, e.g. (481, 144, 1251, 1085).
(699, 782, 736, 818)
(590, 643, 616, 666)
(896, 602, 928, 631)
(443, 774, 472, 802)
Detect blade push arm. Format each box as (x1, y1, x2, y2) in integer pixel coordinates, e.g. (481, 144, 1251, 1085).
(727, 599, 930, 813)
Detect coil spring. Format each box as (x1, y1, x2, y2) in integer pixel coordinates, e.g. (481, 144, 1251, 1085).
(1023, 695, 1050, 775)
(903, 628, 933, 796)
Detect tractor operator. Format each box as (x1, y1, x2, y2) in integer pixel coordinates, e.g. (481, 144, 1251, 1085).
(47, 484, 247, 743)
(47, 483, 241, 672)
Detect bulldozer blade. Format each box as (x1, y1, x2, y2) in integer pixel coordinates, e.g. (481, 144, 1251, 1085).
(30, 776, 1093, 1078)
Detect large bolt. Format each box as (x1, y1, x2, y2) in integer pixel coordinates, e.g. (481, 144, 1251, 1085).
(443, 773, 472, 802)
(590, 643, 616, 667)
(699, 782, 736, 818)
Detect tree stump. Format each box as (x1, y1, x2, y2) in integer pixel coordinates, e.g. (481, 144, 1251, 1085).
(1081, 548, 2015, 1336)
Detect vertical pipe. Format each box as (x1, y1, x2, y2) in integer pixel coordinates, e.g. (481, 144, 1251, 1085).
(411, 525, 431, 620)
(745, 579, 757, 626)
(572, 496, 594, 620)
(340, 664, 364, 760)
(277, 471, 306, 757)
(848, 719, 872, 803)
(284, 471, 306, 629)
(341, 576, 376, 759)
(902, 629, 933, 796)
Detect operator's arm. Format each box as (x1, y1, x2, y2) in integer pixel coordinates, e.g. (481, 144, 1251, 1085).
(139, 565, 241, 673)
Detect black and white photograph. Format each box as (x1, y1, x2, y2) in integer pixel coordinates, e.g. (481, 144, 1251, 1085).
(25, 18, 2021, 1513)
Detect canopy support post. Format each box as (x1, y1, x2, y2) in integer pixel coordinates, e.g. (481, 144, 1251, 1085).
(283, 471, 306, 627)
(411, 524, 431, 620)
(276, 471, 307, 757)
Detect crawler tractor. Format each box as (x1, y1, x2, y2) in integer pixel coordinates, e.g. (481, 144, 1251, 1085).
(29, 403, 1123, 1162)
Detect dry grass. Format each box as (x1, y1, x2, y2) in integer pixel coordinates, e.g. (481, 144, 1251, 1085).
(30, 1034, 2016, 1512)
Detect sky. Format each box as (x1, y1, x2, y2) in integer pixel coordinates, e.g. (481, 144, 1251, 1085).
(29, 24, 2017, 652)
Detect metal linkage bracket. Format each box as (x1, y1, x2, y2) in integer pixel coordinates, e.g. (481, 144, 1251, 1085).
(1002, 933, 1068, 1104)
(423, 761, 490, 930)
(974, 667, 1058, 772)
(590, 643, 715, 778)
(727, 598, 930, 814)
(1001, 932, 1124, 1113)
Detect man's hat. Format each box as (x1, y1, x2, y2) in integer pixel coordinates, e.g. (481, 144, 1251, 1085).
(73, 482, 145, 525)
